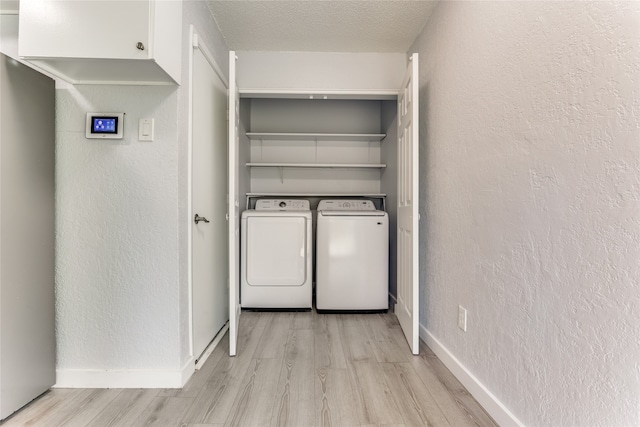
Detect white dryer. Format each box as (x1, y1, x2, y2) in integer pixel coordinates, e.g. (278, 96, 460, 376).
(316, 199, 389, 311)
(241, 199, 312, 309)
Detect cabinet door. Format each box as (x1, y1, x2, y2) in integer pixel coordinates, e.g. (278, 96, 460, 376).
(19, 0, 150, 60)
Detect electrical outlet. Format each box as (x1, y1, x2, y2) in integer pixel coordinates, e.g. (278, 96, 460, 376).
(458, 305, 467, 332)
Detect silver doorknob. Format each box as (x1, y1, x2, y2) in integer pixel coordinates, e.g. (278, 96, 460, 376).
(194, 214, 210, 224)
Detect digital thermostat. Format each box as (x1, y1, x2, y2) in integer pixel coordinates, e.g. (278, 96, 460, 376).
(86, 113, 124, 139)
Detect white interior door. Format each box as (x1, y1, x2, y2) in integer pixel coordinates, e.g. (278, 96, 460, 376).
(228, 51, 241, 356)
(0, 52, 55, 420)
(191, 35, 229, 361)
(396, 53, 420, 355)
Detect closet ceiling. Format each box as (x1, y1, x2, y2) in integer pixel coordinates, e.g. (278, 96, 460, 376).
(206, 1, 438, 52)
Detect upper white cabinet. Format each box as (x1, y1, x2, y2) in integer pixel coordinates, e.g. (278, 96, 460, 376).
(18, 0, 182, 85)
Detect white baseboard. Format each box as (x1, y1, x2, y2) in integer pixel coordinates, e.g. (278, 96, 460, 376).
(180, 356, 196, 387)
(55, 357, 196, 389)
(420, 324, 524, 427)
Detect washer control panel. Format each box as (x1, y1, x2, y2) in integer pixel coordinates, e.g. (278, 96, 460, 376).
(255, 199, 310, 211)
(317, 200, 377, 211)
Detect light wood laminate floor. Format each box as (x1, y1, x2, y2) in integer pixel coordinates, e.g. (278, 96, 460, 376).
(1, 311, 497, 427)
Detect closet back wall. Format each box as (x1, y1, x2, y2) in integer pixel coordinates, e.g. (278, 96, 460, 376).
(245, 98, 384, 195)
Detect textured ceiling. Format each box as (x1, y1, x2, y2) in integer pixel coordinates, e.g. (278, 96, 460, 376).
(206, 1, 438, 52)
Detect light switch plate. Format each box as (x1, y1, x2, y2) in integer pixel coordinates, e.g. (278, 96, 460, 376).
(139, 118, 154, 141)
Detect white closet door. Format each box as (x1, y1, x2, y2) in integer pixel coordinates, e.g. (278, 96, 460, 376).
(191, 37, 228, 361)
(396, 53, 420, 355)
(228, 51, 241, 356)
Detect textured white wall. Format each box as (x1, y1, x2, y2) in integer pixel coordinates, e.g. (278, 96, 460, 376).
(411, 1, 640, 426)
(56, 85, 181, 371)
(55, 0, 229, 382)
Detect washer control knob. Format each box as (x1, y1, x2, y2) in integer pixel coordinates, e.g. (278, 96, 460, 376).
(279, 201, 286, 208)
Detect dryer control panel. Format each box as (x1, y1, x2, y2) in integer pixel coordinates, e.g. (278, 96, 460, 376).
(317, 200, 377, 211)
(255, 199, 310, 211)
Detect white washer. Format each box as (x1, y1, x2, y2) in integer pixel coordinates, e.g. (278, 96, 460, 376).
(316, 199, 389, 311)
(241, 199, 312, 309)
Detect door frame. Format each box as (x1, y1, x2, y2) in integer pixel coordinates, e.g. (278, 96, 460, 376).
(227, 57, 419, 356)
(187, 25, 229, 365)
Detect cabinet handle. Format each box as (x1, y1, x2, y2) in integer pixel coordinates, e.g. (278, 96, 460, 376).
(136, 42, 145, 51)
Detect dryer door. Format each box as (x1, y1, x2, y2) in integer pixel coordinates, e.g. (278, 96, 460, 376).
(246, 217, 308, 287)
